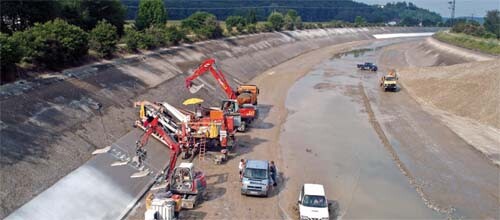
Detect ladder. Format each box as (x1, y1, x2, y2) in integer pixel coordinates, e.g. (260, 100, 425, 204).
(198, 136, 207, 161)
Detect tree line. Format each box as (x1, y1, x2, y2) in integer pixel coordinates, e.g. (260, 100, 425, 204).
(449, 10, 500, 39)
(1, 0, 443, 83)
(123, 0, 442, 25)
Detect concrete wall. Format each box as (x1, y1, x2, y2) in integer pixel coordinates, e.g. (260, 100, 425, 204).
(0, 27, 439, 217)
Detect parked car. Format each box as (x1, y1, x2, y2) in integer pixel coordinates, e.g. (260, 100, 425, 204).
(357, 62, 378, 71)
(241, 160, 271, 197)
(298, 184, 330, 220)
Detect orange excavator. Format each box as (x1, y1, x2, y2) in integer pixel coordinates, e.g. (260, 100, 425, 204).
(185, 58, 259, 132)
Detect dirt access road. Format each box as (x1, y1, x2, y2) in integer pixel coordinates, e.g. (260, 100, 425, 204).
(130, 37, 499, 219)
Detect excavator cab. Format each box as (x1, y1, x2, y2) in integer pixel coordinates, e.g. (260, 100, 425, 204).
(221, 100, 239, 114)
(170, 162, 206, 195)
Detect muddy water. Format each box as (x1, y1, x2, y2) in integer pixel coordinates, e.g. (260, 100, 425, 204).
(279, 40, 444, 219)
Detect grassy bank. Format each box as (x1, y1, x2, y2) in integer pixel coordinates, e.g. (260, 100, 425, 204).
(434, 32, 500, 55)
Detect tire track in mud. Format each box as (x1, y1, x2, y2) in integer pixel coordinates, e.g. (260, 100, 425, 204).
(358, 83, 456, 218)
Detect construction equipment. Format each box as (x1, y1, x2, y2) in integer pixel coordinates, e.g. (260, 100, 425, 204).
(134, 100, 236, 163)
(185, 58, 259, 132)
(380, 70, 398, 92)
(134, 113, 181, 178)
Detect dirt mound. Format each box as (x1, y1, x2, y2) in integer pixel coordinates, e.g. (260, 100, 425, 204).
(399, 59, 500, 165)
(399, 60, 500, 128)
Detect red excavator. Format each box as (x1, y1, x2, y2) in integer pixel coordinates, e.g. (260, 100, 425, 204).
(135, 112, 181, 178)
(134, 100, 236, 162)
(185, 58, 259, 132)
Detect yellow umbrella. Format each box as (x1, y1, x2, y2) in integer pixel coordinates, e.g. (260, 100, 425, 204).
(183, 98, 204, 105)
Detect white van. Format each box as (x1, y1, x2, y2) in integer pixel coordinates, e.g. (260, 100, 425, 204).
(298, 184, 330, 220)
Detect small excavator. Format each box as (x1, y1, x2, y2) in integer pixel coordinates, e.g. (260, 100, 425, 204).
(185, 58, 259, 132)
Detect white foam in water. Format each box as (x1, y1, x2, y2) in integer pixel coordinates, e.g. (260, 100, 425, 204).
(373, 32, 435, 39)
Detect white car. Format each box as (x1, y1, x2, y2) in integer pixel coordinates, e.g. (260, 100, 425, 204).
(298, 184, 330, 220)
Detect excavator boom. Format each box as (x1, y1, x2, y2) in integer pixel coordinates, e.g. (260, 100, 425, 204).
(136, 116, 180, 178)
(185, 58, 236, 99)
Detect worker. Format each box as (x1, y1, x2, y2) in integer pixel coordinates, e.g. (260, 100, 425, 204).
(239, 159, 245, 181)
(270, 161, 277, 187)
(195, 104, 202, 118)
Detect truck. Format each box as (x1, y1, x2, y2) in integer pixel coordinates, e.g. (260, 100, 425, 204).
(298, 184, 330, 220)
(357, 62, 378, 71)
(380, 70, 398, 92)
(241, 160, 271, 197)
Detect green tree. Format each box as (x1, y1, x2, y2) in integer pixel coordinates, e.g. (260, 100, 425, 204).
(1, 1, 60, 33)
(12, 19, 88, 69)
(268, 12, 284, 31)
(484, 10, 500, 38)
(89, 20, 118, 58)
(354, 16, 366, 27)
(283, 14, 295, 30)
(60, 0, 126, 35)
(286, 10, 299, 21)
(135, 0, 167, 31)
(0, 33, 23, 80)
(225, 16, 247, 33)
(295, 17, 303, 29)
(181, 12, 223, 40)
(245, 9, 258, 24)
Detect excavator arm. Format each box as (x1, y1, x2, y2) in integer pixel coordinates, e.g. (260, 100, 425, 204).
(185, 58, 236, 99)
(136, 116, 180, 178)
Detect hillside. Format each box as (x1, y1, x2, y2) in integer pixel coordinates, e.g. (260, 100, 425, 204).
(122, 0, 442, 24)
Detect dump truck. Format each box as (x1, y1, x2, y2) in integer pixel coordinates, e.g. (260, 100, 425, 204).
(380, 70, 398, 92)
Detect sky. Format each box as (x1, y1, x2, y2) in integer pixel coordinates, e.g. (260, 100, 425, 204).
(358, 0, 500, 17)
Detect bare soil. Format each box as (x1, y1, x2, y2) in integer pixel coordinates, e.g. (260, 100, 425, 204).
(125, 40, 372, 220)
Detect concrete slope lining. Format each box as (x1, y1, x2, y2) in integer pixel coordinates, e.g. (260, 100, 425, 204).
(0, 27, 442, 219)
(5, 129, 170, 220)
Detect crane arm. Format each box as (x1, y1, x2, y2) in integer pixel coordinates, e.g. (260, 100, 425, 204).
(185, 58, 236, 99)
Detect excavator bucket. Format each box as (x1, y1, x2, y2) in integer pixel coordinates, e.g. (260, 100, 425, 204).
(189, 83, 205, 94)
(91, 146, 111, 155)
(111, 156, 130, 166)
(131, 169, 151, 178)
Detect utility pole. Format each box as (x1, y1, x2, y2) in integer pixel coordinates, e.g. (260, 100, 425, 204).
(448, 0, 456, 25)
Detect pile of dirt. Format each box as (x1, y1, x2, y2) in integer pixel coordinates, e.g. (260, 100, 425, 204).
(399, 59, 500, 165)
(399, 60, 499, 128)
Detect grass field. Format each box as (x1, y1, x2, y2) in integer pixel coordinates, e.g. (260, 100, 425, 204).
(434, 31, 500, 55)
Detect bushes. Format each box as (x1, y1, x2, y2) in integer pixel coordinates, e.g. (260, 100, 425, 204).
(124, 25, 187, 51)
(0, 33, 23, 73)
(256, 22, 273, 32)
(434, 32, 500, 55)
(164, 26, 187, 45)
(89, 20, 118, 58)
(124, 27, 142, 51)
(268, 12, 284, 31)
(182, 12, 223, 40)
(225, 16, 247, 33)
(12, 19, 88, 69)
